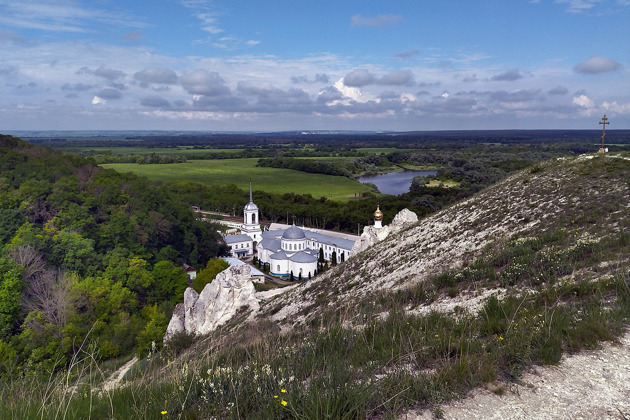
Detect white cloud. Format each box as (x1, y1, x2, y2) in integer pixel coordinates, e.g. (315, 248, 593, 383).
(573, 94, 594, 108)
(602, 101, 630, 114)
(180, 1, 225, 37)
(555, 0, 603, 13)
(180, 69, 231, 96)
(490, 69, 524, 81)
(574, 55, 621, 74)
(134, 68, 178, 85)
(0, 0, 145, 33)
(91, 96, 106, 105)
(334, 78, 367, 103)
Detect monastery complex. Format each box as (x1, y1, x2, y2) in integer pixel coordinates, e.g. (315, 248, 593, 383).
(223, 184, 378, 279)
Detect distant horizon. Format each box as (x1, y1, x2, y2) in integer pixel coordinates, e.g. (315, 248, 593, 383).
(5, 127, 630, 137)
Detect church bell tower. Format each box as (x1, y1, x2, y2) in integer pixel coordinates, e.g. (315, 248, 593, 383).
(242, 183, 262, 243)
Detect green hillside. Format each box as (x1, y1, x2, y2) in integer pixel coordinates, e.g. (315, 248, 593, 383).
(0, 135, 227, 372)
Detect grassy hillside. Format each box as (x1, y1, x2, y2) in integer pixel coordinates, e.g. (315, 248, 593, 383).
(102, 159, 374, 202)
(1, 153, 628, 419)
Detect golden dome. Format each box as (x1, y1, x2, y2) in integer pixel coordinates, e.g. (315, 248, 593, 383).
(373, 205, 383, 221)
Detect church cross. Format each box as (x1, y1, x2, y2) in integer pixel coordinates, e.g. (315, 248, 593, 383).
(599, 114, 609, 150)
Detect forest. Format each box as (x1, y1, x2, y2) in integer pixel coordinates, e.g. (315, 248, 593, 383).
(0, 135, 228, 374)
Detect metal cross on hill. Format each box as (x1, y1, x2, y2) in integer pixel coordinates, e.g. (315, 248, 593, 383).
(598, 114, 609, 153)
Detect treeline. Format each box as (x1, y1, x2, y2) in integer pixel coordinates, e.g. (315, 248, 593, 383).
(0, 135, 228, 373)
(257, 157, 352, 177)
(80, 147, 372, 164)
(26, 129, 630, 151)
(88, 153, 189, 164)
(257, 154, 392, 178)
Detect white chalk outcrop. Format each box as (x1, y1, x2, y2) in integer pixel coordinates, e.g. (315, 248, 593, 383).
(351, 208, 418, 255)
(164, 265, 259, 341)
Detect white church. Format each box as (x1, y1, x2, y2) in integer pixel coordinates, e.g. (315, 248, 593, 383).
(223, 184, 263, 258)
(223, 184, 375, 279)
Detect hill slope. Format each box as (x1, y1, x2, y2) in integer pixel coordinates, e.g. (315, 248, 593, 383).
(3, 153, 628, 419)
(265, 154, 629, 327)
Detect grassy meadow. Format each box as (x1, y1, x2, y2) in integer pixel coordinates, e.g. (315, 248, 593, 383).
(102, 159, 374, 201)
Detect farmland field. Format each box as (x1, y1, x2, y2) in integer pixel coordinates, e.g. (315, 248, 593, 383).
(101, 159, 374, 201)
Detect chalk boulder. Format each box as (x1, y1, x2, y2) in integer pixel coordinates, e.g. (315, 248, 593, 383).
(164, 265, 259, 341)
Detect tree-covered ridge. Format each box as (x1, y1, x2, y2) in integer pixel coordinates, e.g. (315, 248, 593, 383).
(0, 135, 226, 370)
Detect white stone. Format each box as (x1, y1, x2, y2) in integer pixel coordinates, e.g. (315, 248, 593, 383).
(351, 208, 418, 255)
(164, 265, 259, 341)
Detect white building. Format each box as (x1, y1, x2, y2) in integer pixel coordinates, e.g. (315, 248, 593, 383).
(224, 234, 253, 257)
(241, 183, 262, 244)
(257, 224, 357, 279)
(222, 183, 262, 257)
(221, 183, 373, 279)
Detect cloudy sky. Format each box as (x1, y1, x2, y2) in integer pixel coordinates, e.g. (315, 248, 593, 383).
(1, 0, 628, 131)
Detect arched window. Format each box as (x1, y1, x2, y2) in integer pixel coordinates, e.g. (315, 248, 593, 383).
(299, 268, 303, 274)
(277, 265, 280, 272)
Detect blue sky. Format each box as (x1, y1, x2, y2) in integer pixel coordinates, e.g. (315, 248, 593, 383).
(0, 0, 628, 131)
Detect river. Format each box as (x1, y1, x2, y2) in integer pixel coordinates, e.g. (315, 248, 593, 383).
(357, 170, 438, 195)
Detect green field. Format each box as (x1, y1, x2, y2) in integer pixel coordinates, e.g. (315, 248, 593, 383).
(63, 146, 242, 155)
(102, 159, 374, 201)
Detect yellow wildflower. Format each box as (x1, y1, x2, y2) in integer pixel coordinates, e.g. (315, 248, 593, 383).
(274, 395, 278, 398)
(161, 411, 168, 415)
(281, 388, 287, 393)
(281, 400, 288, 406)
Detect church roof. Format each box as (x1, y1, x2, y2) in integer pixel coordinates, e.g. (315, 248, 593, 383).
(288, 252, 317, 263)
(244, 182, 258, 211)
(282, 224, 306, 240)
(270, 250, 288, 260)
(224, 234, 252, 244)
(261, 225, 355, 250)
(244, 201, 258, 211)
(259, 238, 281, 252)
(303, 230, 355, 251)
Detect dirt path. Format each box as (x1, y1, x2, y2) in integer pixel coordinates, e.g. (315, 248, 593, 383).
(404, 332, 630, 420)
(102, 356, 137, 392)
